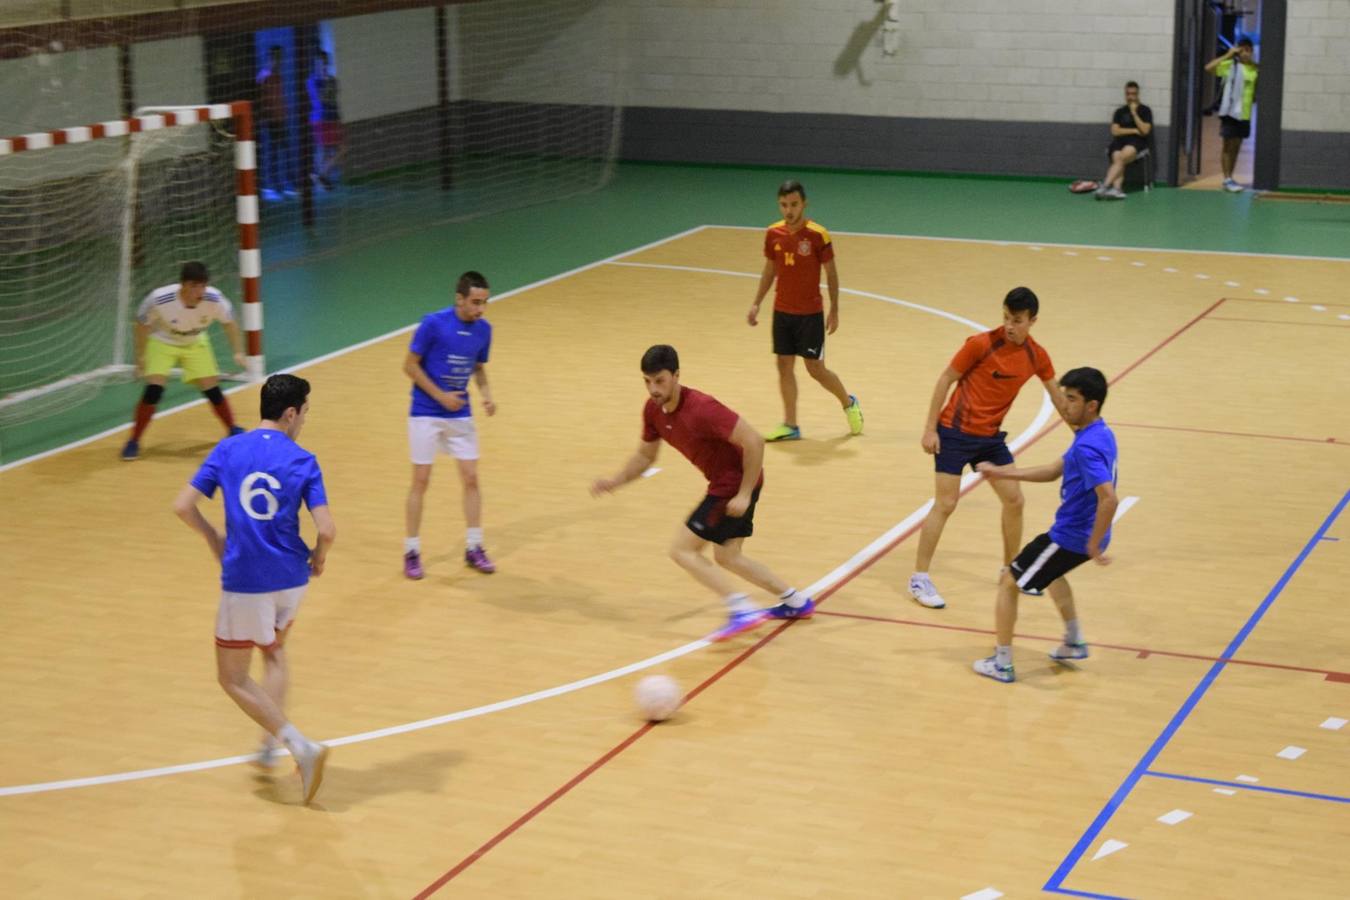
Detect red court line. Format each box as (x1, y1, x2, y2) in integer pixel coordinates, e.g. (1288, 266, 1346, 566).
(1111, 421, 1345, 446)
(1204, 316, 1350, 329)
(815, 609, 1350, 683)
(413, 296, 1227, 894)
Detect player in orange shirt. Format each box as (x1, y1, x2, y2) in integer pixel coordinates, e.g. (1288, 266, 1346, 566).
(908, 287, 1068, 609)
(747, 181, 863, 441)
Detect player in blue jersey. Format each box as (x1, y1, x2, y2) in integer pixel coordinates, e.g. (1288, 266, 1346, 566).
(970, 367, 1119, 683)
(403, 270, 497, 578)
(173, 373, 336, 803)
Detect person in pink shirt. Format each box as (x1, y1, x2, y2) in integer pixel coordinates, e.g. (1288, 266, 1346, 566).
(591, 344, 816, 641)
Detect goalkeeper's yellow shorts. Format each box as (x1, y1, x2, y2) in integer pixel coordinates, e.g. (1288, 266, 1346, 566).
(143, 335, 219, 382)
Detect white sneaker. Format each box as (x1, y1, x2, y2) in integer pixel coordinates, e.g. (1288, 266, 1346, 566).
(1223, 179, 1245, 193)
(973, 656, 1015, 683)
(1049, 642, 1090, 661)
(294, 741, 331, 805)
(908, 574, 947, 609)
(251, 736, 281, 771)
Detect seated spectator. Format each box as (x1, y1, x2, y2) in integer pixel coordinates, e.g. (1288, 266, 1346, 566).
(1095, 81, 1152, 201)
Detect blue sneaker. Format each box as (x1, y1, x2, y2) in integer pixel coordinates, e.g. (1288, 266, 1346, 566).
(709, 609, 769, 642)
(764, 596, 815, 619)
(973, 656, 1015, 683)
(228, 425, 245, 437)
(121, 439, 139, 461)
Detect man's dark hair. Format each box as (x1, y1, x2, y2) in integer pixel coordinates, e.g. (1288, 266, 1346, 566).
(1003, 286, 1039, 317)
(456, 270, 490, 297)
(1125, 80, 1140, 90)
(260, 373, 310, 421)
(179, 261, 209, 284)
(778, 179, 805, 200)
(640, 344, 679, 375)
(1236, 37, 1254, 49)
(1059, 367, 1108, 410)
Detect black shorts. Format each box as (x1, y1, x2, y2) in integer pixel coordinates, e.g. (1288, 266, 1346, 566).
(934, 424, 1014, 476)
(1009, 533, 1090, 594)
(685, 484, 761, 545)
(1219, 115, 1251, 140)
(772, 310, 825, 359)
(1107, 138, 1146, 157)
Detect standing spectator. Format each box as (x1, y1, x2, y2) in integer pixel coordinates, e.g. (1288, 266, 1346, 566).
(257, 45, 295, 199)
(1206, 37, 1258, 193)
(307, 50, 346, 190)
(1095, 81, 1153, 201)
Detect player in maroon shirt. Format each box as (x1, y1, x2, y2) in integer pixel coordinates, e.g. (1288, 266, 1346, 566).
(591, 344, 816, 641)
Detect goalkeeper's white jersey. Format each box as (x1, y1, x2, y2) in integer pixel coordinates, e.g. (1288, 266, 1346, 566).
(136, 284, 234, 347)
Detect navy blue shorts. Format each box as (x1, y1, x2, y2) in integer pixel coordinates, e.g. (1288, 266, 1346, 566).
(934, 424, 1013, 476)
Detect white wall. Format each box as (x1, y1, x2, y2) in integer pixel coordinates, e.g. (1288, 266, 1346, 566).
(1284, 0, 1350, 132)
(618, 0, 1173, 124)
(331, 8, 439, 121)
(132, 36, 207, 109)
(0, 46, 119, 135)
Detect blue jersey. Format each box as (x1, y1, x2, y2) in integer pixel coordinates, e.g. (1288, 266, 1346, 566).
(408, 309, 492, 419)
(1050, 419, 1118, 555)
(190, 429, 328, 593)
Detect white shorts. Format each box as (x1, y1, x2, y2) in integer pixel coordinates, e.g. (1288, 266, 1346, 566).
(408, 415, 479, 463)
(215, 585, 307, 651)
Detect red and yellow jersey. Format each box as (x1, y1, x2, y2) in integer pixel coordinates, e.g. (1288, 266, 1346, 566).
(763, 220, 834, 315)
(939, 327, 1055, 437)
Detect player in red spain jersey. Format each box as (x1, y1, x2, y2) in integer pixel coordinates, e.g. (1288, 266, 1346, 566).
(748, 181, 863, 441)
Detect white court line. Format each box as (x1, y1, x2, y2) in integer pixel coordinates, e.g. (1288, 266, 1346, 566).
(1092, 839, 1128, 861)
(0, 256, 1056, 798)
(710, 223, 1350, 263)
(0, 225, 714, 474)
(1277, 745, 1307, 760)
(961, 888, 1004, 900)
(1113, 496, 1140, 524)
(640, 467, 661, 478)
(1157, 809, 1193, 825)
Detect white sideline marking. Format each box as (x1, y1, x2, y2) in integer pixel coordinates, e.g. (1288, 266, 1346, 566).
(1163, 267, 1178, 273)
(1284, 296, 1300, 303)
(1224, 280, 1240, 286)
(1097, 255, 1112, 261)
(640, 467, 661, 478)
(1311, 305, 1326, 312)
(1092, 839, 1128, 861)
(1277, 745, 1306, 760)
(1339, 314, 1350, 321)
(0, 239, 1056, 798)
(1213, 788, 1236, 795)
(1320, 717, 1347, 731)
(1236, 774, 1259, 783)
(1195, 273, 1210, 280)
(1157, 809, 1192, 825)
(1254, 288, 1269, 295)
(1112, 496, 1139, 524)
(1131, 261, 1146, 267)
(961, 889, 1003, 900)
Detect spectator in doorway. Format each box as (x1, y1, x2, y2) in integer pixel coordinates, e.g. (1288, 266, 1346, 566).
(1095, 81, 1152, 201)
(257, 45, 296, 199)
(307, 50, 346, 190)
(1206, 37, 1258, 193)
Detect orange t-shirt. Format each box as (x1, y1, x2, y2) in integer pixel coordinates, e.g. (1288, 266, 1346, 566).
(939, 327, 1055, 437)
(763, 220, 834, 315)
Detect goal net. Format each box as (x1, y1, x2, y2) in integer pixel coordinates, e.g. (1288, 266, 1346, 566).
(0, 105, 257, 427)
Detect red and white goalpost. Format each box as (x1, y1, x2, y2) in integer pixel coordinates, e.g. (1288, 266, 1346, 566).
(0, 101, 263, 424)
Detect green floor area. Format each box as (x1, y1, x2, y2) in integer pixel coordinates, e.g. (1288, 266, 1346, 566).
(4, 161, 1348, 466)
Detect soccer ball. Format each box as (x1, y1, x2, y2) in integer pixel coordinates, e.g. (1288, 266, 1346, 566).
(634, 674, 682, 722)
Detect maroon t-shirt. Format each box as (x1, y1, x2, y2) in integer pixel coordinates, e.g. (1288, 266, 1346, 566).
(642, 386, 763, 498)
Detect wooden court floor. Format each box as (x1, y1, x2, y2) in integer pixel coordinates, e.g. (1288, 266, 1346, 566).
(2, 226, 1348, 898)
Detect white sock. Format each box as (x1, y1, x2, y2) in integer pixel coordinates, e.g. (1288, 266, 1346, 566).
(1064, 619, 1083, 645)
(912, 571, 929, 581)
(277, 723, 309, 757)
(779, 588, 806, 609)
(405, 536, 420, 554)
(724, 592, 757, 614)
(466, 527, 484, 549)
(995, 645, 1013, 668)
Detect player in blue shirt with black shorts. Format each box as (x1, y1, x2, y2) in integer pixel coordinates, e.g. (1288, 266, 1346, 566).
(402, 271, 497, 578)
(174, 373, 336, 803)
(971, 367, 1119, 683)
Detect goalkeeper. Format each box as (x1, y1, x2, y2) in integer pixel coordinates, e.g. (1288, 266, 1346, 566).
(121, 261, 245, 461)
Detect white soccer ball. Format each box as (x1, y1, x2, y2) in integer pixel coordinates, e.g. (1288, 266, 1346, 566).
(634, 674, 682, 722)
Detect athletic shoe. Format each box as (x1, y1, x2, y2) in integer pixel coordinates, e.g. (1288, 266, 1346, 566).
(121, 439, 139, 461)
(845, 395, 864, 435)
(227, 425, 245, 437)
(765, 423, 801, 442)
(1094, 186, 1108, 200)
(403, 551, 424, 580)
(1224, 179, 1244, 193)
(764, 596, 816, 619)
(465, 546, 496, 574)
(294, 741, 330, 805)
(1103, 187, 1127, 200)
(709, 609, 770, 642)
(973, 656, 1015, 683)
(1049, 642, 1090, 661)
(908, 573, 946, 609)
(252, 738, 280, 771)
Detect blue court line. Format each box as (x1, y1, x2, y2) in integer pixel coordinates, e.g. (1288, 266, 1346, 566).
(1144, 770, 1350, 804)
(1046, 888, 1131, 900)
(1044, 488, 1350, 894)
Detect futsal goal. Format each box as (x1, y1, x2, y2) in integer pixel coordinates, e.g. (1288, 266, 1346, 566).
(0, 102, 264, 427)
